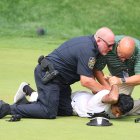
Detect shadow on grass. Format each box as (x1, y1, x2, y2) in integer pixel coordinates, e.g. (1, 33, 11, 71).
(111, 115, 140, 123)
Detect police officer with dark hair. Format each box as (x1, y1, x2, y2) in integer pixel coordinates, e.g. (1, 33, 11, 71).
(0, 27, 115, 119)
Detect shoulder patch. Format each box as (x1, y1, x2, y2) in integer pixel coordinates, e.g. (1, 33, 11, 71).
(88, 57, 96, 69)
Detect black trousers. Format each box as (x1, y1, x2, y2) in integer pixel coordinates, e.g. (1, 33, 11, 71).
(10, 65, 73, 118)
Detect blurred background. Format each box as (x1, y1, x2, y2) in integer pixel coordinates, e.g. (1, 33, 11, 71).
(0, 1, 140, 140)
(0, 0, 140, 39)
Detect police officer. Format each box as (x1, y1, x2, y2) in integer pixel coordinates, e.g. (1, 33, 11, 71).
(0, 27, 115, 119)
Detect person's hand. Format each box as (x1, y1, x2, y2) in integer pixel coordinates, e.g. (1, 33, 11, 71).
(108, 76, 122, 85)
(104, 75, 112, 82)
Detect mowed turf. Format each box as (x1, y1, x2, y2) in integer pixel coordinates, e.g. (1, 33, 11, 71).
(0, 37, 140, 140)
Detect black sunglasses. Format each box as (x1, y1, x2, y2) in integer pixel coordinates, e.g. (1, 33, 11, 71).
(98, 37, 115, 48)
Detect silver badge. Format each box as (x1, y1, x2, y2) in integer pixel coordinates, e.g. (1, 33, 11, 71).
(88, 57, 96, 69)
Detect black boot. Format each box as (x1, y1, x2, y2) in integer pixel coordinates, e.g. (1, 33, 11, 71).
(0, 100, 11, 119)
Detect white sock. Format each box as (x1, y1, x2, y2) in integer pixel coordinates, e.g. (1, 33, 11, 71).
(29, 92, 38, 102)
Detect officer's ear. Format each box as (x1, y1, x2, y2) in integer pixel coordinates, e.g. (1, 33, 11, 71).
(95, 37, 101, 47)
(96, 37, 101, 43)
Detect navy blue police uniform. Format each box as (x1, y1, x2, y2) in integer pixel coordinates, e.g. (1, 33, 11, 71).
(10, 35, 99, 119)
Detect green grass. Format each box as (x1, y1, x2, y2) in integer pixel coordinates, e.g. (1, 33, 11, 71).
(0, 116, 140, 140)
(0, 37, 140, 140)
(0, 0, 140, 39)
(0, 0, 140, 139)
(0, 37, 59, 102)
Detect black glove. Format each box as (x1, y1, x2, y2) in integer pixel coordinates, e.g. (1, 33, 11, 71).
(8, 114, 22, 122)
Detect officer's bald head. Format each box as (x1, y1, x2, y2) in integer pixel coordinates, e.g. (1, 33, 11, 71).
(94, 27, 115, 55)
(117, 36, 135, 61)
(95, 27, 115, 45)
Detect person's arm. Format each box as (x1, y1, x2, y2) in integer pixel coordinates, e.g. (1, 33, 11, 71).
(109, 74, 140, 86)
(93, 54, 111, 89)
(101, 85, 119, 104)
(80, 75, 106, 93)
(94, 68, 111, 90)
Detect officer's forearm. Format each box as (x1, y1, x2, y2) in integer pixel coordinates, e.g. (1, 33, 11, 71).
(88, 81, 106, 94)
(94, 69, 111, 89)
(80, 75, 106, 93)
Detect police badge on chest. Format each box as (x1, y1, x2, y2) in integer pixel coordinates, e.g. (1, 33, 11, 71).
(88, 57, 96, 69)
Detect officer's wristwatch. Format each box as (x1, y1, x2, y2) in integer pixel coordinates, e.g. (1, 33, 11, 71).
(121, 78, 126, 83)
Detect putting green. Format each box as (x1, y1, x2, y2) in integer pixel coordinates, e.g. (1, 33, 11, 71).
(0, 37, 140, 140)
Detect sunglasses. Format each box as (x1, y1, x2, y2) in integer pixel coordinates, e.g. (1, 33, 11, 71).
(98, 37, 115, 48)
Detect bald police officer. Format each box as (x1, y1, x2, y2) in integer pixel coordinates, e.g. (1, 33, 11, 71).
(0, 27, 115, 119)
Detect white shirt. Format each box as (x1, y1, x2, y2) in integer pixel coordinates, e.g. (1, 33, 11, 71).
(71, 90, 111, 117)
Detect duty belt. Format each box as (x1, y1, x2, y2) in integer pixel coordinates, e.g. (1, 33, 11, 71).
(38, 55, 59, 84)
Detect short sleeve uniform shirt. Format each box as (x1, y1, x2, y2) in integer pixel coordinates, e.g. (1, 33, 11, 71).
(47, 35, 99, 84)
